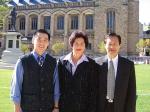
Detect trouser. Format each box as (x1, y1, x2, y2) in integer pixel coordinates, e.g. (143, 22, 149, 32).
(105, 99, 114, 112)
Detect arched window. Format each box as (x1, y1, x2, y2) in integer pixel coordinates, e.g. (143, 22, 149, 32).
(86, 15, 93, 30)
(71, 15, 78, 29)
(107, 10, 115, 33)
(31, 17, 38, 30)
(44, 16, 51, 30)
(19, 17, 25, 30)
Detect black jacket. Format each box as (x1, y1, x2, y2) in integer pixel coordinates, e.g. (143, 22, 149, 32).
(95, 56, 136, 112)
(58, 56, 99, 112)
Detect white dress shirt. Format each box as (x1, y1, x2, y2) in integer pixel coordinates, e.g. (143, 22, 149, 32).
(63, 52, 89, 75)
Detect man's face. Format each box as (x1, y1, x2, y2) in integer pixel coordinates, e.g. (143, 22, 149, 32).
(72, 37, 86, 57)
(105, 36, 121, 59)
(33, 32, 49, 55)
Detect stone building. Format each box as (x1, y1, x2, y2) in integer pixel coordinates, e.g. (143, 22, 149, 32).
(3, 0, 139, 55)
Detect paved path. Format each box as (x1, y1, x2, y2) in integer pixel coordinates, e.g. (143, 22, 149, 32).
(0, 60, 15, 70)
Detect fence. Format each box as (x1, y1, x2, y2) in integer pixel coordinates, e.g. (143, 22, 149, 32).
(126, 56, 150, 64)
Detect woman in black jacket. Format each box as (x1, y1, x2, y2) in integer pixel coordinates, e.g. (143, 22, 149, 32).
(57, 30, 99, 112)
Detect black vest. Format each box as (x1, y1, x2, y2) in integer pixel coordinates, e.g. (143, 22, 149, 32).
(21, 53, 56, 112)
(58, 56, 98, 112)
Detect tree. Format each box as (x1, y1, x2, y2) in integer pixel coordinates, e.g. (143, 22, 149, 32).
(148, 23, 150, 30)
(0, 5, 9, 31)
(52, 42, 66, 55)
(136, 39, 146, 56)
(21, 44, 29, 55)
(0, 0, 10, 6)
(98, 41, 106, 54)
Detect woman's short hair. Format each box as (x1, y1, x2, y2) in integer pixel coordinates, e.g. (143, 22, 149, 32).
(69, 31, 89, 48)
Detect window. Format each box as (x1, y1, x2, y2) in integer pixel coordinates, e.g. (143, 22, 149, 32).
(19, 17, 25, 30)
(0, 19, 3, 30)
(86, 15, 93, 29)
(71, 15, 78, 29)
(57, 16, 64, 30)
(87, 43, 92, 50)
(107, 10, 115, 33)
(31, 17, 38, 30)
(44, 16, 51, 30)
(0, 42, 1, 48)
(16, 40, 19, 48)
(8, 40, 13, 48)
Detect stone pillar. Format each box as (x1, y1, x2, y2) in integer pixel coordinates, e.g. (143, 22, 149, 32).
(50, 14, 54, 37)
(64, 14, 68, 36)
(79, 13, 83, 31)
(25, 15, 29, 36)
(64, 14, 69, 51)
(38, 15, 41, 29)
(127, 0, 139, 55)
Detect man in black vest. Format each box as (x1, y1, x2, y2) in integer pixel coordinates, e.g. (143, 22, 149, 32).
(11, 29, 60, 112)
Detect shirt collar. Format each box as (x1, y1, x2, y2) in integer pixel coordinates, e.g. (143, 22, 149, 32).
(32, 51, 47, 61)
(63, 52, 89, 65)
(107, 55, 118, 62)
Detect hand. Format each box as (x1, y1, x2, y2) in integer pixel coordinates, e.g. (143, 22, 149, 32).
(52, 108, 59, 112)
(14, 103, 22, 112)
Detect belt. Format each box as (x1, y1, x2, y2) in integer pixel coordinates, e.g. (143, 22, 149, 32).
(106, 96, 114, 103)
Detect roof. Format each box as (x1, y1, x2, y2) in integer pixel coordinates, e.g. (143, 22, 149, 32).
(8, 0, 81, 6)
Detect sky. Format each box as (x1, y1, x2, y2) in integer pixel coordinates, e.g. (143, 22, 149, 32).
(139, 0, 150, 24)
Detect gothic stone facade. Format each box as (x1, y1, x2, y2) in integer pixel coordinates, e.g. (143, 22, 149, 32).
(4, 0, 139, 55)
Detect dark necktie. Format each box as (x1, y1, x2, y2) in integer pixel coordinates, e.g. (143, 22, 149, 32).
(38, 56, 44, 67)
(107, 60, 115, 102)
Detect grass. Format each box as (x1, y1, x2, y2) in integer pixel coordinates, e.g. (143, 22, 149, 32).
(0, 64, 150, 112)
(0, 69, 13, 112)
(135, 64, 150, 112)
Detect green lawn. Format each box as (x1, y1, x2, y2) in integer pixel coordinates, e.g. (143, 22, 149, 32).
(135, 65, 150, 112)
(0, 64, 150, 112)
(0, 69, 13, 112)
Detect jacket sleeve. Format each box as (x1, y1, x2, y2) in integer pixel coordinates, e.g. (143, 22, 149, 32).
(125, 62, 136, 112)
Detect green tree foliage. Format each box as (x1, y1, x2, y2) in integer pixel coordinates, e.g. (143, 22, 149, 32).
(0, 3, 9, 31)
(136, 39, 146, 54)
(148, 23, 150, 30)
(0, 0, 10, 6)
(21, 44, 29, 55)
(52, 42, 65, 55)
(98, 41, 106, 54)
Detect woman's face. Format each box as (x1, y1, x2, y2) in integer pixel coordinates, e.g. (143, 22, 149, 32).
(72, 37, 86, 57)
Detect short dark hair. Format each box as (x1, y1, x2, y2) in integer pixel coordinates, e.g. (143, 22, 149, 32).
(33, 29, 50, 41)
(69, 31, 89, 48)
(104, 33, 121, 45)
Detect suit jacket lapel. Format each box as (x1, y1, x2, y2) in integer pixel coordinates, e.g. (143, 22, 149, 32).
(114, 56, 122, 100)
(63, 60, 72, 75)
(102, 56, 108, 95)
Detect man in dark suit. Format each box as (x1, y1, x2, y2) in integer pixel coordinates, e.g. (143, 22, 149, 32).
(95, 33, 136, 112)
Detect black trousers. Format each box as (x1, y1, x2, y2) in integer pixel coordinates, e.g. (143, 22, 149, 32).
(105, 100, 114, 112)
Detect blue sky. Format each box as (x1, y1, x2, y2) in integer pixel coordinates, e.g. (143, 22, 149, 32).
(139, 0, 150, 24)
